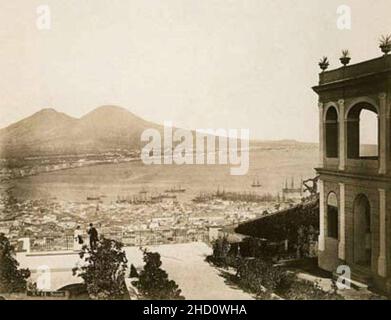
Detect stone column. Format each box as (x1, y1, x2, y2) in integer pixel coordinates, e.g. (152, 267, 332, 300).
(388, 98, 391, 174)
(338, 183, 345, 260)
(378, 189, 387, 277)
(379, 93, 387, 175)
(338, 99, 346, 171)
(318, 179, 325, 251)
(318, 102, 324, 168)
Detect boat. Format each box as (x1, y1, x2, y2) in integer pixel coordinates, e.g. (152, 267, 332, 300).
(139, 187, 148, 194)
(165, 185, 186, 193)
(251, 177, 262, 188)
(161, 193, 177, 199)
(87, 196, 101, 201)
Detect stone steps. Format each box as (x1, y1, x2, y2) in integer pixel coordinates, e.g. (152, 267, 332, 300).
(335, 275, 369, 291)
(333, 265, 372, 291)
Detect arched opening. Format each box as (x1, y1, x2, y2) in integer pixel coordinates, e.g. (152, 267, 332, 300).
(327, 192, 338, 239)
(353, 194, 371, 267)
(325, 107, 339, 158)
(347, 103, 378, 159)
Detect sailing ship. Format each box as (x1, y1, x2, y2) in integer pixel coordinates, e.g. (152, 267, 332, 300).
(165, 185, 186, 193)
(161, 193, 177, 199)
(251, 176, 262, 188)
(139, 187, 148, 194)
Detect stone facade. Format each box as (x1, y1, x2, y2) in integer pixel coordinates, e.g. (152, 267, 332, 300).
(313, 55, 391, 293)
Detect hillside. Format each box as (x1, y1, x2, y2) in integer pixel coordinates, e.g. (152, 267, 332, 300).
(0, 106, 317, 158)
(0, 106, 162, 157)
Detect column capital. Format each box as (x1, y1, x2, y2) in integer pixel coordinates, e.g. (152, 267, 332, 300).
(378, 92, 387, 101)
(318, 102, 324, 109)
(338, 99, 345, 106)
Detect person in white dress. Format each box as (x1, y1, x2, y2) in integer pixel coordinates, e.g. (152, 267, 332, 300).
(73, 226, 84, 251)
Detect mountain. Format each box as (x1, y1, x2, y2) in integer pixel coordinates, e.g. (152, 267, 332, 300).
(68, 105, 162, 152)
(0, 106, 315, 159)
(0, 106, 162, 158)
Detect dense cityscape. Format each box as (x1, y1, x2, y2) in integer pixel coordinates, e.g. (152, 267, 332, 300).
(0, 182, 298, 252)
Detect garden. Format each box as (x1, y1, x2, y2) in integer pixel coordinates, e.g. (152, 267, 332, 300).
(206, 236, 343, 300)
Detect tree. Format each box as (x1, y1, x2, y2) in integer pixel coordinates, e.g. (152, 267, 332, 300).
(72, 238, 128, 300)
(134, 249, 184, 300)
(129, 264, 138, 278)
(206, 237, 231, 267)
(0, 233, 30, 293)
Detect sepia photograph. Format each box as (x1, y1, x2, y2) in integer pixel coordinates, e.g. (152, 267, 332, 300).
(0, 0, 391, 310)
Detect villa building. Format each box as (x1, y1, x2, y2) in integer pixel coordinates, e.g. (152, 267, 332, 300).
(312, 54, 391, 292)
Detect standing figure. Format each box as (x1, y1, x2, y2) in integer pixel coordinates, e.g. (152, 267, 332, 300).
(87, 223, 99, 250)
(73, 225, 84, 251)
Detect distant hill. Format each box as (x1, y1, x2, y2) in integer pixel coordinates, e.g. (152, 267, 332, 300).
(0, 106, 162, 157)
(0, 106, 316, 158)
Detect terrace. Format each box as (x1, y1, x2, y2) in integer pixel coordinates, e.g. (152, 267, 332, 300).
(318, 54, 391, 86)
(16, 242, 254, 300)
(313, 52, 391, 177)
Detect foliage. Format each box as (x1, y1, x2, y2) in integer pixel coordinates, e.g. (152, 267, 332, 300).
(134, 249, 184, 300)
(296, 224, 318, 258)
(129, 264, 138, 278)
(236, 258, 294, 296)
(0, 233, 30, 293)
(319, 56, 329, 65)
(72, 238, 128, 300)
(379, 34, 391, 47)
(206, 237, 232, 268)
(341, 50, 350, 58)
(318, 57, 329, 71)
(219, 256, 344, 300)
(284, 279, 343, 300)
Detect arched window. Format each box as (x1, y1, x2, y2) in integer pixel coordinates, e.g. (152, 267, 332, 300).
(347, 103, 378, 159)
(325, 107, 339, 158)
(327, 192, 338, 239)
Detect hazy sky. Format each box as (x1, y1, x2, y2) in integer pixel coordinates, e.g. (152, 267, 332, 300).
(0, 0, 389, 142)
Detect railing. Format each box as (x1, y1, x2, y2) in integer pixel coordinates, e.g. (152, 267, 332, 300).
(26, 230, 211, 252)
(319, 55, 391, 85)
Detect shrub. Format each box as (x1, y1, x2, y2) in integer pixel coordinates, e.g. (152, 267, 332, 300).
(284, 280, 343, 300)
(134, 249, 184, 300)
(0, 233, 30, 293)
(236, 258, 293, 295)
(72, 238, 128, 300)
(129, 264, 139, 278)
(206, 237, 231, 268)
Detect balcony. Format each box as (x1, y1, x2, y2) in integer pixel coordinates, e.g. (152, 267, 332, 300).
(345, 158, 379, 175)
(323, 157, 378, 173)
